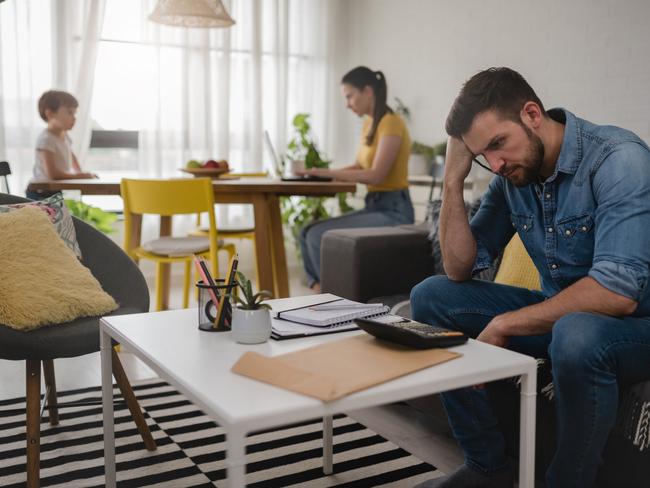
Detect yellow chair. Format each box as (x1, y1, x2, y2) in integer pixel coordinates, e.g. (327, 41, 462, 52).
(121, 178, 236, 311)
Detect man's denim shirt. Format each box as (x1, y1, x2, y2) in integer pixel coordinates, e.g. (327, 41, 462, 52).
(471, 108, 650, 315)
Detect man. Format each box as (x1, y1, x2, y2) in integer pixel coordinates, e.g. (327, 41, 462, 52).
(411, 67, 650, 488)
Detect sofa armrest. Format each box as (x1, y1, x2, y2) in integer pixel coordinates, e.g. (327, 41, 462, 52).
(321, 224, 435, 303)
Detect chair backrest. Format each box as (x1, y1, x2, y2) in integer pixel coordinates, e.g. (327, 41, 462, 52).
(121, 178, 215, 215)
(120, 178, 219, 264)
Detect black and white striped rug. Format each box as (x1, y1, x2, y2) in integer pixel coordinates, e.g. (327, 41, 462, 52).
(0, 379, 441, 487)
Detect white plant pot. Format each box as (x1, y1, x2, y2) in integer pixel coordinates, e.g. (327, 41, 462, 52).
(231, 307, 272, 344)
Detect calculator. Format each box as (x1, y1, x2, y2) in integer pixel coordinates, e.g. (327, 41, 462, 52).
(355, 315, 468, 349)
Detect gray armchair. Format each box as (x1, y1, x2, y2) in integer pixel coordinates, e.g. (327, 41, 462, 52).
(0, 193, 156, 487)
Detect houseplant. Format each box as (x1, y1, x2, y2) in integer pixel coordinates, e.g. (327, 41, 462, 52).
(64, 199, 117, 233)
(280, 113, 353, 257)
(231, 271, 273, 343)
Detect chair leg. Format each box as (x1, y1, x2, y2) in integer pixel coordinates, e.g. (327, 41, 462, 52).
(111, 349, 157, 451)
(182, 260, 191, 308)
(42, 360, 59, 426)
(155, 261, 165, 311)
(26, 359, 41, 488)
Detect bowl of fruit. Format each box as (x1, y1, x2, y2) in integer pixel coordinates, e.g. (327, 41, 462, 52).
(181, 159, 230, 178)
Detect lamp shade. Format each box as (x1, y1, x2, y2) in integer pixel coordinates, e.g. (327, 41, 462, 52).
(149, 0, 236, 28)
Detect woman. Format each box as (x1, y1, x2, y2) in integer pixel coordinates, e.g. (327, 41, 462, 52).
(298, 66, 415, 292)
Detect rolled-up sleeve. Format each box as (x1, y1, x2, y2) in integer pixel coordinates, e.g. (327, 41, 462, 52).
(589, 142, 650, 301)
(469, 176, 515, 275)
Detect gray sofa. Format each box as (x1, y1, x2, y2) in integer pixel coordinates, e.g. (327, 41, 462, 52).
(321, 222, 650, 486)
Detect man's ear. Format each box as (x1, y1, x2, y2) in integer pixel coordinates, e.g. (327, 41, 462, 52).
(520, 101, 543, 130)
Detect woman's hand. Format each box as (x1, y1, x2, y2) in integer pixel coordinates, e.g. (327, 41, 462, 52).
(444, 136, 474, 187)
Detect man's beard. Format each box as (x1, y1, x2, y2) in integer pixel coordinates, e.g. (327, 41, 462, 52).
(508, 127, 545, 187)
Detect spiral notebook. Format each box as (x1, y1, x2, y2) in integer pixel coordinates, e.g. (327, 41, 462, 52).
(276, 298, 390, 327)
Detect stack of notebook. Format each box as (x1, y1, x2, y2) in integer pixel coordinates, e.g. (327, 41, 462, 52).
(271, 296, 390, 340)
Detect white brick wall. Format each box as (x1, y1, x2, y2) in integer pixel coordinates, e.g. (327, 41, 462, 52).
(328, 0, 650, 165)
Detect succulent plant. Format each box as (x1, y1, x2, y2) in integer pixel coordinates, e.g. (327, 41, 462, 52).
(233, 271, 273, 310)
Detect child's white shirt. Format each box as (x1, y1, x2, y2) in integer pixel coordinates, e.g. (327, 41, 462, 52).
(32, 129, 73, 181)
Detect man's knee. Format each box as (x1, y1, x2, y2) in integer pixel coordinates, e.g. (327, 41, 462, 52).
(410, 275, 463, 322)
(550, 312, 610, 373)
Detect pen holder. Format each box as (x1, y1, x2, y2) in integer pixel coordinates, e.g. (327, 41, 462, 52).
(196, 280, 238, 332)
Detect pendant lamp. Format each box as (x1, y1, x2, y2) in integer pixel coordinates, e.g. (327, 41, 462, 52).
(149, 0, 235, 28)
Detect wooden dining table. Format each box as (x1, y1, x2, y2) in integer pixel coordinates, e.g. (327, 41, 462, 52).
(29, 178, 356, 303)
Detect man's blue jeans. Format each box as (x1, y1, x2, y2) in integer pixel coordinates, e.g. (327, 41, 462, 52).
(410, 276, 650, 487)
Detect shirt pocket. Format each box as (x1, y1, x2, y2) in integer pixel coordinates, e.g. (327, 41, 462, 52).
(510, 213, 534, 247)
(557, 214, 594, 264)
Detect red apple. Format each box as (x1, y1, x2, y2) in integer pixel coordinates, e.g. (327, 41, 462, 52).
(203, 159, 219, 168)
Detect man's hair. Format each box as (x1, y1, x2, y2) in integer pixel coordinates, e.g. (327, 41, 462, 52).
(445, 67, 545, 137)
(38, 90, 78, 122)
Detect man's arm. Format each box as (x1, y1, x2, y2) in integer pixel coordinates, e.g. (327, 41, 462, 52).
(479, 276, 637, 347)
(439, 137, 477, 281)
(37, 150, 96, 179)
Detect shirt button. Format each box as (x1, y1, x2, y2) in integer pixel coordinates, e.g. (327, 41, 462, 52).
(581, 226, 587, 231)
(548, 227, 554, 233)
(545, 193, 551, 199)
(551, 264, 558, 270)
(523, 224, 528, 230)
(565, 230, 571, 236)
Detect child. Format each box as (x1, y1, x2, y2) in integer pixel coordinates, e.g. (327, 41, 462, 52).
(27, 90, 97, 200)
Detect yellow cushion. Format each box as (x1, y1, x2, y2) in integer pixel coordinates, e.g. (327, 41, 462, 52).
(494, 233, 541, 291)
(0, 207, 117, 330)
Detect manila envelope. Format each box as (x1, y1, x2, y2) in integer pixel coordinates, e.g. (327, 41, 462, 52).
(231, 334, 461, 402)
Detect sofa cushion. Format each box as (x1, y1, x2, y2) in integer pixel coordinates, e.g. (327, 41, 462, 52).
(0, 207, 117, 330)
(493, 233, 541, 290)
(0, 192, 82, 258)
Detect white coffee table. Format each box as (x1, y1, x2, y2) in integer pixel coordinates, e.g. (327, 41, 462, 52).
(100, 294, 537, 487)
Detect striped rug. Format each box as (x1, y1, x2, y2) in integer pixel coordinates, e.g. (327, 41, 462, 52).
(0, 379, 442, 487)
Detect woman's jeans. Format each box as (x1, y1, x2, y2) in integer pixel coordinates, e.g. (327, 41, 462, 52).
(410, 276, 650, 487)
(299, 189, 414, 287)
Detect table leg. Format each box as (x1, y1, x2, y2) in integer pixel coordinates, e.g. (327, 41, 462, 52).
(323, 415, 333, 475)
(267, 194, 290, 298)
(101, 329, 116, 487)
(519, 367, 537, 488)
(252, 194, 274, 295)
(225, 429, 247, 488)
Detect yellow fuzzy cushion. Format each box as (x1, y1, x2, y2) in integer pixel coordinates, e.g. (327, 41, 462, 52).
(0, 207, 118, 331)
(494, 233, 542, 291)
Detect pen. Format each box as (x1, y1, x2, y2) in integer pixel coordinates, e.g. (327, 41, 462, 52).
(310, 303, 384, 311)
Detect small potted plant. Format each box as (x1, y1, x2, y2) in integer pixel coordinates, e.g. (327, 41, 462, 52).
(231, 271, 274, 343)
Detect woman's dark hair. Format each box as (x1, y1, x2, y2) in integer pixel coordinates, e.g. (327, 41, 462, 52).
(341, 66, 392, 145)
(445, 67, 546, 137)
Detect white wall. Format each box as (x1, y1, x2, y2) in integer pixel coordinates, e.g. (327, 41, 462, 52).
(327, 0, 650, 167)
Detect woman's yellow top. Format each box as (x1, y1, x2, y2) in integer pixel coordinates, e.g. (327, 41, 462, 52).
(355, 112, 411, 192)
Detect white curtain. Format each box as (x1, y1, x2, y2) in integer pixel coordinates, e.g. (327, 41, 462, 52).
(0, 0, 332, 200)
(0, 0, 105, 194)
(133, 0, 331, 178)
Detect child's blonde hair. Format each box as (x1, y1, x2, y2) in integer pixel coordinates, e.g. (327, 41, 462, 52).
(38, 90, 78, 122)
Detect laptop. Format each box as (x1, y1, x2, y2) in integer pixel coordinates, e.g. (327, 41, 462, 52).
(264, 130, 332, 182)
